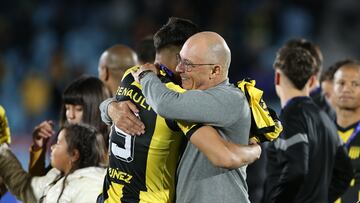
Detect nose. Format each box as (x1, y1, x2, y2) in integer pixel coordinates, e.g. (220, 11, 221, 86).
(66, 108, 75, 120)
(342, 83, 353, 92)
(51, 145, 55, 151)
(176, 63, 184, 73)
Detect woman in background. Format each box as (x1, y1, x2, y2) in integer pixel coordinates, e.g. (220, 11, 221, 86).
(29, 75, 110, 176)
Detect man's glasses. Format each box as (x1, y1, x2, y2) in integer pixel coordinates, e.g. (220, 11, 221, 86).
(176, 54, 215, 71)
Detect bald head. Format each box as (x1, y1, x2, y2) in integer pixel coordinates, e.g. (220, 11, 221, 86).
(100, 45, 138, 71)
(98, 44, 139, 95)
(183, 31, 231, 72)
(178, 32, 231, 90)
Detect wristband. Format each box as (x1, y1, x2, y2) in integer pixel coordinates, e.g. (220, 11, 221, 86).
(138, 70, 153, 82)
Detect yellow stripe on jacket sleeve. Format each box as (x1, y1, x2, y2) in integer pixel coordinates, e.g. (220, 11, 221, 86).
(165, 82, 186, 93)
(176, 121, 203, 140)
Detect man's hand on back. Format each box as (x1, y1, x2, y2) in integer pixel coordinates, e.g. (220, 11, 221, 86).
(132, 63, 158, 83)
(108, 100, 145, 136)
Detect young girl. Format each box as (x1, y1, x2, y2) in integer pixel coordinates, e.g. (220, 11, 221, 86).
(29, 75, 110, 176)
(0, 123, 106, 203)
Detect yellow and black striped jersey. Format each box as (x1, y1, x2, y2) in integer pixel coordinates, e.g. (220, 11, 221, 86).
(336, 121, 360, 203)
(0, 105, 11, 144)
(98, 67, 186, 203)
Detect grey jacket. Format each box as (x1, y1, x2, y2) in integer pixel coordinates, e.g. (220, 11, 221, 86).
(141, 73, 252, 203)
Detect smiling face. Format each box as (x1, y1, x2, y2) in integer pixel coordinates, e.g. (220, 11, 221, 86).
(175, 52, 215, 90)
(175, 34, 219, 90)
(174, 32, 230, 90)
(333, 64, 360, 110)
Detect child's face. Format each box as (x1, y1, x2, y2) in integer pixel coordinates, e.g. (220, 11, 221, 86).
(65, 104, 83, 124)
(51, 130, 74, 175)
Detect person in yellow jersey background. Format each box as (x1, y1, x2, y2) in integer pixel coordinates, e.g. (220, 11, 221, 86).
(0, 105, 11, 145)
(0, 104, 11, 197)
(332, 59, 360, 203)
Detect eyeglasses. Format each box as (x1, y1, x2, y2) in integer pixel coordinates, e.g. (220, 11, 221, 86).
(176, 54, 215, 71)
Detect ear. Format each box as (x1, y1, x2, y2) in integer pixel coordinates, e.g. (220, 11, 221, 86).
(71, 149, 80, 163)
(275, 71, 280, 85)
(308, 75, 317, 89)
(99, 66, 109, 82)
(104, 66, 110, 81)
(210, 65, 221, 79)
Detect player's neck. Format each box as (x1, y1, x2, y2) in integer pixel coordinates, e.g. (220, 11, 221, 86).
(279, 87, 308, 108)
(336, 108, 360, 128)
(309, 80, 320, 92)
(277, 76, 311, 108)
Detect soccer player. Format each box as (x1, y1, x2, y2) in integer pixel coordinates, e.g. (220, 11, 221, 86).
(332, 59, 360, 203)
(264, 47, 352, 202)
(283, 38, 336, 120)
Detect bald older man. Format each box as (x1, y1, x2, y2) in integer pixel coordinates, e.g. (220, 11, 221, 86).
(98, 44, 139, 96)
(133, 31, 252, 203)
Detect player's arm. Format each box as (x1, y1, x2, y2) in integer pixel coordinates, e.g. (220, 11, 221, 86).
(99, 99, 144, 135)
(185, 125, 261, 169)
(99, 67, 145, 135)
(134, 65, 240, 126)
(99, 97, 117, 125)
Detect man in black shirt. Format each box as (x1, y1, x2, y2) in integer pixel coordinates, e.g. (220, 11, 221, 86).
(284, 38, 336, 120)
(247, 38, 336, 203)
(264, 46, 353, 203)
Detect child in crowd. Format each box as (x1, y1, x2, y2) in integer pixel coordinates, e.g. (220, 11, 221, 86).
(0, 123, 106, 203)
